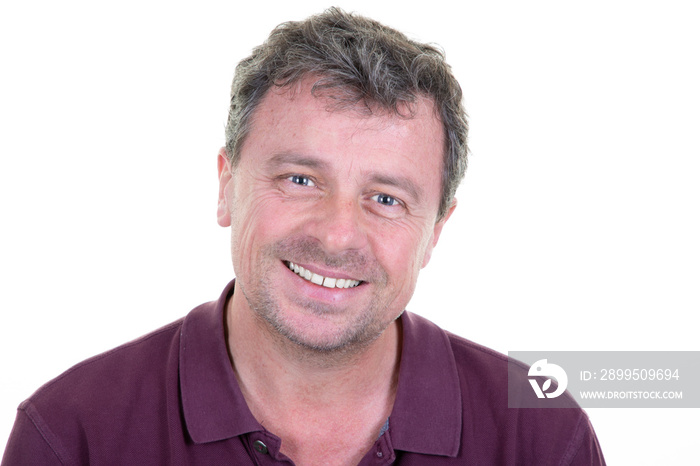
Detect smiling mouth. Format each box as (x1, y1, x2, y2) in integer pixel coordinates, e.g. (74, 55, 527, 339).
(285, 261, 362, 289)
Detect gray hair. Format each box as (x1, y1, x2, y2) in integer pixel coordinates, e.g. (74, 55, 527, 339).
(225, 7, 468, 219)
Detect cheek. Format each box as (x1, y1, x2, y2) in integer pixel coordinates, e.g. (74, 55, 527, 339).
(229, 184, 317, 269)
(370, 220, 433, 284)
(229, 189, 284, 268)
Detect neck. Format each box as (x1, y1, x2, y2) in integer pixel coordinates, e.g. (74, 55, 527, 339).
(225, 286, 402, 407)
(225, 286, 402, 464)
(226, 288, 401, 465)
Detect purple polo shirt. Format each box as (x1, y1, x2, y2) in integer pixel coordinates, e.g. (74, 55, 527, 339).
(2, 281, 605, 464)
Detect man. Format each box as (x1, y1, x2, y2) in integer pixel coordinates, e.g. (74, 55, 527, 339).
(2, 8, 605, 465)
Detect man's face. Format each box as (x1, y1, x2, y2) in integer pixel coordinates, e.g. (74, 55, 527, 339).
(217, 80, 454, 353)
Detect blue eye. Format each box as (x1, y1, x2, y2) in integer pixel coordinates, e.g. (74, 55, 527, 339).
(371, 193, 399, 206)
(288, 175, 315, 187)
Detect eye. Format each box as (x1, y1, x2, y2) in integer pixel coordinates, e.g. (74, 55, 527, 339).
(288, 175, 315, 187)
(371, 193, 400, 206)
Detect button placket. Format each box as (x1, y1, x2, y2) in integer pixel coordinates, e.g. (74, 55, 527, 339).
(373, 429, 395, 465)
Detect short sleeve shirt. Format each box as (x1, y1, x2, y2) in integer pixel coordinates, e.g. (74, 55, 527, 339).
(2, 281, 605, 465)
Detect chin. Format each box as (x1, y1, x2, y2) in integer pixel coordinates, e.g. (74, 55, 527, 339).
(266, 306, 389, 355)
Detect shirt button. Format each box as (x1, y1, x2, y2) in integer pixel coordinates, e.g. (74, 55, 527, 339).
(253, 440, 268, 454)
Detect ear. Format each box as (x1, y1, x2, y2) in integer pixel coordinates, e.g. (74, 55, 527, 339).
(421, 198, 457, 268)
(217, 147, 233, 227)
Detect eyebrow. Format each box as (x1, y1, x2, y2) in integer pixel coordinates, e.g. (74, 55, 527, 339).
(367, 173, 423, 203)
(266, 152, 330, 170)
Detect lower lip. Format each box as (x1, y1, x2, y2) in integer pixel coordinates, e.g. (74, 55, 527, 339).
(282, 261, 363, 303)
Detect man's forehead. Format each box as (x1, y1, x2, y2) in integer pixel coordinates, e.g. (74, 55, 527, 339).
(250, 81, 443, 156)
(263, 77, 442, 127)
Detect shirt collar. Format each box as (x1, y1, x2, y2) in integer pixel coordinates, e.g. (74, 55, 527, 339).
(389, 311, 462, 457)
(180, 280, 261, 443)
(179, 280, 462, 456)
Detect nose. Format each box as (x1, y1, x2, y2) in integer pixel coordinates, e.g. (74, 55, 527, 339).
(310, 195, 368, 255)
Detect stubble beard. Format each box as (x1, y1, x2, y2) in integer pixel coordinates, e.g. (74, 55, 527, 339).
(235, 237, 399, 359)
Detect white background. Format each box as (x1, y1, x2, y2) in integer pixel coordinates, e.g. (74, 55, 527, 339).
(1, 1, 698, 463)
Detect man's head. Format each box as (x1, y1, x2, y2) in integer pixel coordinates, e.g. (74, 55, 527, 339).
(224, 7, 468, 221)
(218, 9, 467, 356)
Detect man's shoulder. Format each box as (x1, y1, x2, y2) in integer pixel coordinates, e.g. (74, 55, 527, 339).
(23, 294, 227, 411)
(23, 317, 184, 414)
(6, 318, 186, 465)
(402, 311, 511, 381)
(445, 327, 510, 374)
(3, 296, 229, 466)
(402, 312, 605, 464)
(445, 327, 589, 421)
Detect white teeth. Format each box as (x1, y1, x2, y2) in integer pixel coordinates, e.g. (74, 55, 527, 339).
(323, 277, 336, 288)
(310, 273, 323, 285)
(286, 262, 360, 289)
